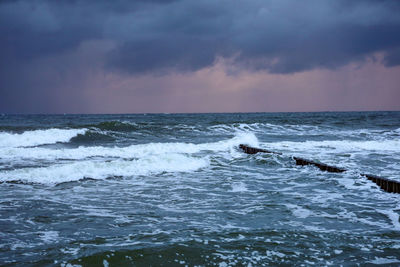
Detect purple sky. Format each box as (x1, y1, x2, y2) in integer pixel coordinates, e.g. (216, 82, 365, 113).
(1, 0, 400, 113)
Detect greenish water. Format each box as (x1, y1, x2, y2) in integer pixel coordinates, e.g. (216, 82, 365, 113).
(1, 112, 400, 266)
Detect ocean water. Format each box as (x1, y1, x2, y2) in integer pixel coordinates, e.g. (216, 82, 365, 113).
(0, 112, 399, 266)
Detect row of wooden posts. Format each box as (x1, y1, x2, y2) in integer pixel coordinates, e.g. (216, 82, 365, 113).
(239, 144, 400, 194)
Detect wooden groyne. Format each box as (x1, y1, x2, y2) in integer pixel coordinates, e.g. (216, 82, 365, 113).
(239, 144, 400, 194)
(362, 174, 400, 193)
(293, 157, 346, 173)
(239, 144, 281, 155)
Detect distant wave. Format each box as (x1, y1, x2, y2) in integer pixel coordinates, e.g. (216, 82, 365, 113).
(266, 139, 400, 153)
(84, 121, 138, 132)
(69, 129, 116, 144)
(0, 128, 87, 148)
(208, 123, 400, 139)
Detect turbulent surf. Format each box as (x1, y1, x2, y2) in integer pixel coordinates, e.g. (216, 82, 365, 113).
(1, 112, 399, 266)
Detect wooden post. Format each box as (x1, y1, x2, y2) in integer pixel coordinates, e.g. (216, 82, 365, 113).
(239, 144, 281, 155)
(239, 144, 400, 194)
(292, 157, 346, 173)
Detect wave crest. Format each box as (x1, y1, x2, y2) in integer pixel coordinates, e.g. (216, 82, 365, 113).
(88, 121, 138, 132)
(0, 154, 209, 185)
(0, 128, 87, 148)
(0, 132, 259, 184)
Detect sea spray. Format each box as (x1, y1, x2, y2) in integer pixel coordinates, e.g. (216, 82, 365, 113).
(0, 128, 87, 148)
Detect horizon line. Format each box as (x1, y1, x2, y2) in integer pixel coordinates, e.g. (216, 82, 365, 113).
(1, 109, 399, 116)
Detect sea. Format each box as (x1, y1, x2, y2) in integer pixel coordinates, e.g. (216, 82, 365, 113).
(0, 111, 399, 266)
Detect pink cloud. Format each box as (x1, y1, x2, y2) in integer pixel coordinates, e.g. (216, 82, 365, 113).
(82, 54, 400, 113)
(22, 40, 398, 114)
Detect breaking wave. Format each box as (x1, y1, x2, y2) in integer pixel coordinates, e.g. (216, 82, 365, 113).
(84, 121, 138, 132)
(0, 128, 87, 148)
(0, 154, 209, 185)
(0, 132, 258, 161)
(0, 132, 258, 184)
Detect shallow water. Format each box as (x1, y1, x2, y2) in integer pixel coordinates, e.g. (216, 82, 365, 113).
(1, 112, 400, 266)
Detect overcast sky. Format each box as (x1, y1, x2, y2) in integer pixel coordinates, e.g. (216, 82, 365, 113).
(1, 0, 400, 113)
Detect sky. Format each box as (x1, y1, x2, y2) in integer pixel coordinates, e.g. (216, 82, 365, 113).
(1, 0, 400, 114)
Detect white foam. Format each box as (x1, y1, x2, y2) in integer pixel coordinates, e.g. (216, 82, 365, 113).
(0, 154, 209, 184)
(0, 128, 86, 148)
(0, 132, 259, 161)
(267, 139, 400, 153)
(266, 250, 286, 258)
(60, 247, 80, 255)
(39, 231, 59, 244)
(285, 204, 313, 219)
(0, 132, 258, 184)
(231, 182, 248, 192)
(369, 257, 400, 265)
(208, 123, 400, 145)
(378, 210, 400, 231)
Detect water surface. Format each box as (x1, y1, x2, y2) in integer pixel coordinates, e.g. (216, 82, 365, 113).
(1, 112, 400, 266)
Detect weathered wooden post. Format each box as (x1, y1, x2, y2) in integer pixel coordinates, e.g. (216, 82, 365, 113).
(239, 144, 400, 194)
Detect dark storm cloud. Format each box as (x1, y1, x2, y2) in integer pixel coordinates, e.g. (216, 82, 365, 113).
(1, 0, 400, 75)
(384, 47, 400, 67)
(1, 0, 400, 113)
(103, 0, 400, 74)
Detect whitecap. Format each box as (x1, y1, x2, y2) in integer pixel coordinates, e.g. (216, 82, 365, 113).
(231, 182, 248, 192)
(0, 128, 86, 148)
(0, 132, 259, 161)
(0, 154, 209, 185)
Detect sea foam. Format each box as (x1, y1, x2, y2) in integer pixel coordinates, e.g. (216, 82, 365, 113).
(0, 128, 87, 148)
(0, 132, 258, 184)
(0, 132, 259, 161)
(266, 139, 400, 153)
(0, 154, 209, 184)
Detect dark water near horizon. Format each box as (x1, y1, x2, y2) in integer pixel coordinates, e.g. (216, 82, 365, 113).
(1, 112, 400, 266)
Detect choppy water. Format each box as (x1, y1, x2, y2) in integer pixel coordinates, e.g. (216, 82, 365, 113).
(1, 112, 400, 266)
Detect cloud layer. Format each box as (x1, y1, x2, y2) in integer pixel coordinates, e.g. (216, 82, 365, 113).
(1, 0, 400, 113)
